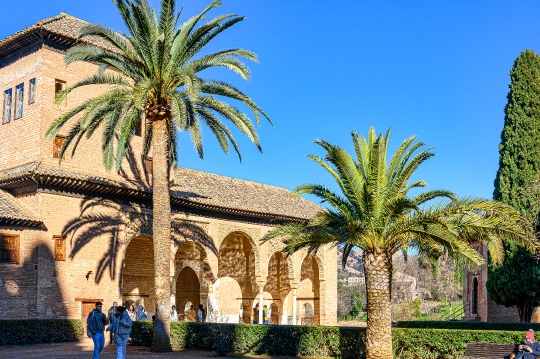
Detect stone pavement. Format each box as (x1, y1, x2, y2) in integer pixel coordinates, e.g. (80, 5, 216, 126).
(0, 338, 298, 359)
(0, 338, 215, 358)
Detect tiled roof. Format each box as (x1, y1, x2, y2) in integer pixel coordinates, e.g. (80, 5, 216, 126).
(172, 168, 321, 221)
(0, 13, 117, 58)
(0, 162, 322, 222)
(0, 189, 41, 226)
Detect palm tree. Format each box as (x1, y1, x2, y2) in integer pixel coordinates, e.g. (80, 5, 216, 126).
(262, 127, 537, 359)
(46, 0, 270, 351)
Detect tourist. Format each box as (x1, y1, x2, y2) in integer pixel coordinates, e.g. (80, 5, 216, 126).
(170, 305, 178, 322)
(263, 305, 269, 324)
(253, 304, 259, 324)
(107, 301, 118, 345)
(197, 304, 206, 322)
(87, 302, 109, 359)
(135, 305, 147, 321)
(127, 305, 136, 321)
(511, 329, 540, 359)
(185, 305, 196, 322)
(107, 306, 132, 359)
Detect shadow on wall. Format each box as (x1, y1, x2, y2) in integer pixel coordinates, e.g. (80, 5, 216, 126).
(62, 198, 123, 284)
(0, 242, 67, 319)
(61, 197, 219, 287)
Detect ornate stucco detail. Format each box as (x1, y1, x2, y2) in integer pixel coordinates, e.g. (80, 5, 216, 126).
(216, 223, 262, 249)
(124, 211, 152, 241)
(172, 219, 210, 245)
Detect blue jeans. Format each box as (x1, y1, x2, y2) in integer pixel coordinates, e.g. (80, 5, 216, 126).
(91, 332, 105, 359)
(115, 334, 129, 359)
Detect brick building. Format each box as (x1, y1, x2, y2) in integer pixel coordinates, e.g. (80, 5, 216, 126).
(463, 243, 519, 322)
(0, 13, 337, 326)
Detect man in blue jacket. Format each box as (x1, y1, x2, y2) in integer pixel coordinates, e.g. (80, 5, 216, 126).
(87, 302, 109, 359)
(515, 329, 540, 359)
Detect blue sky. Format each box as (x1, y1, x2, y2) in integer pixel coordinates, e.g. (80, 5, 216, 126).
(2, 1, 540, 200)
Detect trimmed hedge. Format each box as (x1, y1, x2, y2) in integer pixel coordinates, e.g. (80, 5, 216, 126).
(0, 319, 83, 346)
(397, 321, 540, 331)
(131, 322, 531, 359)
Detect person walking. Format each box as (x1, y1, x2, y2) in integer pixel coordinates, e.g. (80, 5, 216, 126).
(170, 305, 178, 322)
(185, 305, 196, 322)
(107, 306, 132, 359)
(107, 301, 118, 345)
(263, 305, 269, 325)
(87, 302, 108, 359)
(197, 305, 206, 322)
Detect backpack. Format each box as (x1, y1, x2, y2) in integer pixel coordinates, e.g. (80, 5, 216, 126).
(86, 311, 95, 337)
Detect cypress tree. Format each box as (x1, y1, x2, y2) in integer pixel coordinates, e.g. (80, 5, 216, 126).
(487, 50, 540, 322)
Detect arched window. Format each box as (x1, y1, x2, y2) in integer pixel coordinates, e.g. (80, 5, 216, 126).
(471, 277, 478, 315)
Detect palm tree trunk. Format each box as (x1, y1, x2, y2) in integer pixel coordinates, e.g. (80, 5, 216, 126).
(363, 249, 393, 359)
(150, 118, 172, 352)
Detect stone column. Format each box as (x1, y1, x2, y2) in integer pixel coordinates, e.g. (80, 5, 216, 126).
(256, 281, 266, 324)
(292, 288, 298, 325)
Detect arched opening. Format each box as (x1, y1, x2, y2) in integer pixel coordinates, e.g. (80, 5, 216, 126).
(217, 232, 257, 322)
(472, 277, 478, 315)
(176, 267, 200, 321)
(122, 236, 155, 316)
(264, 252, 292, 324)
(174, 241, 210, 319)
(299, 254, 320, 325)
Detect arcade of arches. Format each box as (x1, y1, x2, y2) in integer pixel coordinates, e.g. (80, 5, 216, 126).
(121, 229, 337, 325)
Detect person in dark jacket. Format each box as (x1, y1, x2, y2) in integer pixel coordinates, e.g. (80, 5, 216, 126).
(87, 302, 109, 359)
(512, 330, 540, 359)
(107, 301, 118, 345)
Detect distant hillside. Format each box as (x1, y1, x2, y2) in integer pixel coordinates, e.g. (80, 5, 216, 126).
(337, 247, 364, 279)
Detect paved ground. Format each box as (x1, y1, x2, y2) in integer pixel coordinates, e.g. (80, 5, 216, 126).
(0, 339, 216, 358)
(0, 339, 297, 359)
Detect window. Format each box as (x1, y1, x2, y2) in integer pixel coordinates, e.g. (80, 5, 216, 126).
(55, 79, 66, 95)
(144, 157, 153, 175)
(29, 78, 36, 104)
(14, 83, 24, 119)
(3, 89, 12, 124)
(0, 234, 20, 264)
(132, 120, 142, 136)
(53, 135, 66, 159)
(54, 236, 66, 261)
(471, 277, 478, 315)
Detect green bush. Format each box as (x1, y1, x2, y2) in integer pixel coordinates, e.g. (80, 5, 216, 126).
(397, 321, 540, 331)
(130, 321, 531, 359)
(0, 319, 83, 346)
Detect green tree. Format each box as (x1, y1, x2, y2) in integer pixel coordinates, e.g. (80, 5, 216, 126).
(262, 128, 535, 359)
(488, 50, 540, 322)
(46, 0, 270, 351)
(350, 290, 364, 318)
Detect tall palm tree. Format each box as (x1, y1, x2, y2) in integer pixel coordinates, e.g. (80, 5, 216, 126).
(46, 0, 270, 351)
(262, 127, 537, 359)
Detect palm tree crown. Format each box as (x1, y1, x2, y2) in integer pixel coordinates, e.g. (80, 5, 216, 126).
(264, 127, 535, 268)
(46, 0, 271, 169)
(263, 127, 536, 359)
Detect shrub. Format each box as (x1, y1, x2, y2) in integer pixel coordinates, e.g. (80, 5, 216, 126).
(130, 321, 532, 359)
(0, 319, 83, 346)
(396, 321, 540, 331)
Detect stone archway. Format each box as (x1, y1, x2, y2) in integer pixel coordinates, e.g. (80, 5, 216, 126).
(217, 232, 258, 322)
(122, 235, 155, 316)
(176, 267, 200, 320)
(264, 252, 293, 324)
(299, 254, 320, 325)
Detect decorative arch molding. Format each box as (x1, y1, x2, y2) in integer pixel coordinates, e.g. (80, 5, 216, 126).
(174, 240, 215, 284)
(266, 240, 295, 280)
(217, 224, 261, 277)
(123, 211, 152, 243)
(298, 248, 325, 282)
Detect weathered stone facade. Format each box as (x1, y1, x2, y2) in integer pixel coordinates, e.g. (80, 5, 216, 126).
(0, 13, 337, 326)
(463, 243, 519, 322)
